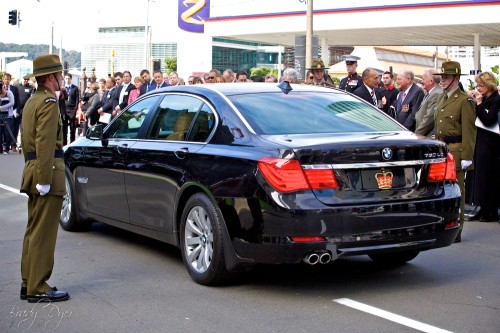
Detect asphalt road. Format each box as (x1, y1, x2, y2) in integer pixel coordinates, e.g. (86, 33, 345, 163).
(0, 152, 499, 333)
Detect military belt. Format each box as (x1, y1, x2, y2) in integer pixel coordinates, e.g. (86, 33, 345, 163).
(441, 136, 462, 144)
(26, 150, 64, 161)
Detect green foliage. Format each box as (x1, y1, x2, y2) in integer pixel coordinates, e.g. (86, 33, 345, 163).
(164, 57, 177, 74)
(491, 65, 499, 85)
(330, 75, 340, 87)
(0, 43, 81, 69)
(250, 67, 278, 78)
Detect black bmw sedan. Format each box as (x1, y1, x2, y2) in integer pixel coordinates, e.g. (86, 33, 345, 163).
(61, 83, 460, 285)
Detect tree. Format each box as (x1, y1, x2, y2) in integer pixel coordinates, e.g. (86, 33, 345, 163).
(250, 67, 278, 79)
(164, 57, 177, 74)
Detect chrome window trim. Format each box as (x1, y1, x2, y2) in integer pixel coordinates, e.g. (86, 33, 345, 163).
(302, 158, 446, 170)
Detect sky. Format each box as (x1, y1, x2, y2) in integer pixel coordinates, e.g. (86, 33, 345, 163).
(3, 0, 177, 52)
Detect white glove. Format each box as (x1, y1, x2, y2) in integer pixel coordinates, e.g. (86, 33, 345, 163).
(36, 184, 51, 196)
(461, 160, 472, 170)
(14, 111, 19, 118)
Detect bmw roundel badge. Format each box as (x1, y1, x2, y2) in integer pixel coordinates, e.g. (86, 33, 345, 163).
(381, 147, 392, 161)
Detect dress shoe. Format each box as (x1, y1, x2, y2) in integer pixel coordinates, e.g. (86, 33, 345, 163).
(479, 216, 499, 222)
(20, 287, 27, 300)
(27, 287, 69, 303)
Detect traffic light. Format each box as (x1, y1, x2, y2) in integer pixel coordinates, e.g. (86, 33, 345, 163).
(8, 10, 17, 25)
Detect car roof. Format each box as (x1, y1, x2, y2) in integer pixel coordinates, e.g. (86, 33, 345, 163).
(146, 83, 345, 97)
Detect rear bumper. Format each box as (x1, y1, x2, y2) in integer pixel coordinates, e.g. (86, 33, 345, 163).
(220, 190, 460, 266)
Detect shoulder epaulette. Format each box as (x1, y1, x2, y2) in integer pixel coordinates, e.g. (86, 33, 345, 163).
(44, 97, 57, 103)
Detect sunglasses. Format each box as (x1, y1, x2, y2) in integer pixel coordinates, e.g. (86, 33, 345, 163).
(309, 76, 314, 79)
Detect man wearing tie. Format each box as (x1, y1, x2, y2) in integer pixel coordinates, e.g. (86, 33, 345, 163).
(415, 68, 443, 137)
(63, 74, 80, 144)
(353, 68, 381, 108)
(434, 61, 476, 242)
(113, 71, 134, 117)
(147, 70, 169, 92)
(394, 69, 425, 131)
(139, 69, 154, 96)
(96, 76, 116, 121)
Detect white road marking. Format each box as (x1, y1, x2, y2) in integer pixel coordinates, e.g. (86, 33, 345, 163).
(0, 183, 27, 197)
(333, 298, 453, 333)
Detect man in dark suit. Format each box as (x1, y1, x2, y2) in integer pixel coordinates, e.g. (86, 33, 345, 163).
(377, 71, 399, 117)
(394, 69, 425, 131)
(97, 76, 116, 123)
(139, 69, 154, 95)
(113, 70, 134, 117)
(3, 73, 21, 150)
(63, 73, 80, 144)
(147, 70, 169, 92)
(352, 68, 381, 107)
(415, 68, 443, 137)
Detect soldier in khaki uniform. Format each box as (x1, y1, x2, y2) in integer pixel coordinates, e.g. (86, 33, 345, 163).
(434, 61, 476, 242)
(19, 55, 70, 303)
(307, 59, 334, 87)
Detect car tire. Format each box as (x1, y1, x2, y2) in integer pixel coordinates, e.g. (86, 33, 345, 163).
(368, 250, 420, 266)
(180, 193, 229, 286)
(60, 168, 92, 231)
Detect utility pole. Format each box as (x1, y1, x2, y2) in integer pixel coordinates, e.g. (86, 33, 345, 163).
(305, 0, 313, 70)
(145, 0, 150, 70)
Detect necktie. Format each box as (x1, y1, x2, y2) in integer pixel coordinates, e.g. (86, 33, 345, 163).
(156, 84, 160, 89)
(401, 92, 407, 103)
(370, 90, 377, 106)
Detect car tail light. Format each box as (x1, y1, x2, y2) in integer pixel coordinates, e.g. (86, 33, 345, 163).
(304, 168, 339, 189)
(258, 158, 339, 193)
(444, 220, 459, 230)
(427, 153, 456, 182)
(290, 236, 326, 243)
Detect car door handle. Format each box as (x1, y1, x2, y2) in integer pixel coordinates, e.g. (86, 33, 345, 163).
(174, 147, 189, 159)
(116, 143, 128, 154)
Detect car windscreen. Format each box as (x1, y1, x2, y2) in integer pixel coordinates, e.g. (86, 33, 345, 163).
(227, 91, 404, 135)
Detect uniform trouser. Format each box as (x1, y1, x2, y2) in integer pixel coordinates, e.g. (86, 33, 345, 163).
(457, 170, 465, 231)
(21, 193, 64, 295)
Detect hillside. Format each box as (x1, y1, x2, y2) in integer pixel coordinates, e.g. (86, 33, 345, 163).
(0, 43, 81, 69)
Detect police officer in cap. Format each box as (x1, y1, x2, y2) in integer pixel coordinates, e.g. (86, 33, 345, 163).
(434, 60, 476, 243)
(339, 55, 362, 93)
(306, 58, 334, 87)
(20, 54, 70, 302)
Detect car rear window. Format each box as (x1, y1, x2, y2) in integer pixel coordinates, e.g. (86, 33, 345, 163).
(228, 92, 404, 135)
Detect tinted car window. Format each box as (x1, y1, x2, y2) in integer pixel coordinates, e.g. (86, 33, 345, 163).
(186, 103, 215, 142)
(107, 96, 159, 139)
(228, 92, 403, 135)
(146, 94, 203, 141)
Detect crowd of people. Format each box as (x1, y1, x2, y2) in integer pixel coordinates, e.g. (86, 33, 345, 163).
(333, 56, 500, 242)
(2, 59, 499, 234)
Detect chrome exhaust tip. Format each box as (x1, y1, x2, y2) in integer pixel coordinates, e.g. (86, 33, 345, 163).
(319, 252, 332, 264)
(303, 253, 320, 265)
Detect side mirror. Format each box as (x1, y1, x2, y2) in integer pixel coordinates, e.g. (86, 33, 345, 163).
(87, 124, 103, 140)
